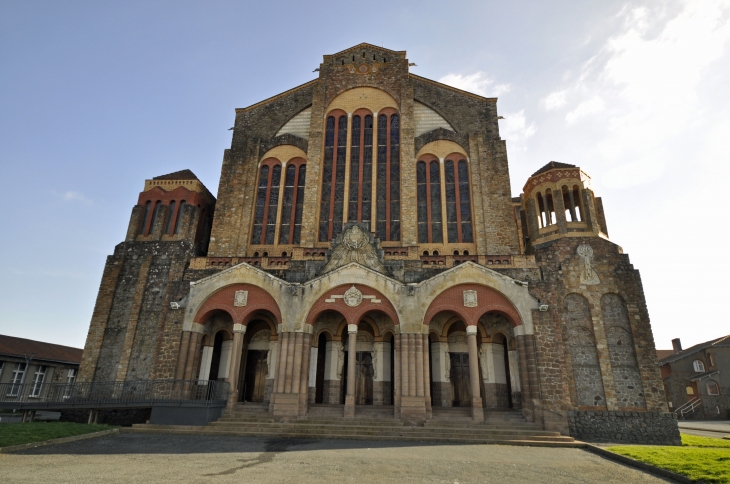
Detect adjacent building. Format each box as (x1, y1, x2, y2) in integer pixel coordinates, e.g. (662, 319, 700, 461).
(659, 336, 730, 420)
(76, 43, 679, 444)
(0, 335, 82, 401)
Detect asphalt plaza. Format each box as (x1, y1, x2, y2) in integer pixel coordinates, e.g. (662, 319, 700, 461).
(0, 432, 674, 483)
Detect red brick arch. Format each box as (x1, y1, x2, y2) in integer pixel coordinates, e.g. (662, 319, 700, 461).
(424, 284, 522, 327)
(193, 284, 282, 327)
(305, 284, 399, 326)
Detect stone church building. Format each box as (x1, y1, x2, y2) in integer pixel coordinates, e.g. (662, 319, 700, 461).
(78, 44, 679, 444)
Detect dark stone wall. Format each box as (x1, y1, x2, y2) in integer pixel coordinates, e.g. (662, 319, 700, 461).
(60, 408, 151, 426)
(568, 411, 681, 445)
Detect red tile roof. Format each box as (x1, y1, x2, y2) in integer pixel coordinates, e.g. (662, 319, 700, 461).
(0, 335, 82, 365)
(153, 169, 199, 181)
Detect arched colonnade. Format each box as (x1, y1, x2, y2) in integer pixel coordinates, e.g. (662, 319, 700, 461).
(175, 263, 540, 422)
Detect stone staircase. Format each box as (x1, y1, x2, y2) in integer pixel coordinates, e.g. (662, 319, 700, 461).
(130, 403, 579, 446)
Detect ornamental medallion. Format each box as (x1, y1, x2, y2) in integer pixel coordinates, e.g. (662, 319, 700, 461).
(343, 286, 363, 307)
(463, 290, 478, 308)
(234, 290, 248, 307)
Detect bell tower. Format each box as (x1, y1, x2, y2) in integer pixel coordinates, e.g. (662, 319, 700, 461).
(519, 161, 608, 252)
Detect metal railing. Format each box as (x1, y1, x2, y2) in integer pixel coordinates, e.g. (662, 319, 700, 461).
(675, 397, 701, 418)
(0, 379, 229, 410)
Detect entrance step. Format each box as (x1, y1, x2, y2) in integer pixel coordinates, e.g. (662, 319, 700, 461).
(132, 406, 575, 446)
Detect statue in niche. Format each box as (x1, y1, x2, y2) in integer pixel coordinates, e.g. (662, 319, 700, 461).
(577, 243, 601, 285)
(319, 224, 390, 276)
(337, 343, 345, 379)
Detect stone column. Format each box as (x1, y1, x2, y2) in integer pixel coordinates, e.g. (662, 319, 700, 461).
(423, 334, 432, 416)
(175, 331, 191, 380)
(466, 326, 484, 422)
(183, 331, 201, 380)
(400, 333, 409, 400)
(272, 330, 304, 419)
(344, 324, 358, 418)
(226, 324, 246, 409)
(291, 333, 304, 394)
(393, 331, 401, 418)
(298, 332, 312, 416)
(399, 332, 427, 424)
(269, 327, 283, 413)
(415, 334, 424, 397)
(408, 334, 416, 396)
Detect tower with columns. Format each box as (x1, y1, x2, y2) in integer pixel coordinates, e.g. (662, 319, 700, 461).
(78, 44, 678, 444)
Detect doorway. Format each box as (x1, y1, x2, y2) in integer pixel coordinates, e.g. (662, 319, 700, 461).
(341, 351, 374, 405)
(243, 350, 268, 402)
(450, 352, 471, 407)
(315, 333, 327, 403)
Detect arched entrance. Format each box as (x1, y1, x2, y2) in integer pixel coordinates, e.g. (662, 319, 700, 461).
(237, 315, 277, 403)
(195, 311, 233, 382)
(477, 311, 521, 409)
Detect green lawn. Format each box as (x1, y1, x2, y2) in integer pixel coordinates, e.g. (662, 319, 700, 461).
(0, 422, 116, 448)
(609, 434, 730, 484)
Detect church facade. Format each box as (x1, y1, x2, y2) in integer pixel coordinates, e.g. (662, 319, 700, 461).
(78, 44, 679, 444)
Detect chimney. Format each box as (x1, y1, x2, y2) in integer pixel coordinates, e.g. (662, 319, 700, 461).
(672, 338, 682, 354)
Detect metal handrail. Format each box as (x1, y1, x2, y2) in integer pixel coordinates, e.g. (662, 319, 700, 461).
(0, 379, 229, 409)
(675, 396, 701, 418)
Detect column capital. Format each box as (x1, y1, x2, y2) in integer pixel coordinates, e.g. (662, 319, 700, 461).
(347, 324, 358, 334)
(233, 323, 246, 334)
(466, 325, 478, 336)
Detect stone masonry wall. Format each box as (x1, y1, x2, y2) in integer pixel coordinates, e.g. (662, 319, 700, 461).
(530, 237, 669, 414)
(568, 411, 681, 445)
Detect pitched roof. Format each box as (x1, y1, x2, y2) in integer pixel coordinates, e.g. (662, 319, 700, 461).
(153, 169, 199, 181)
(658, 335, 730, 364)
(330, 42, 405, 57)
(531, 161, 577, 177)
(0, 335, 83, 365)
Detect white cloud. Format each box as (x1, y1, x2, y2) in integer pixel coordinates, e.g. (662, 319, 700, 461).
(500, 110, 536, 151)
(550, 0, 730, 188)
(63, 191, 92, 204)
(438, 72, 511, 97)
(565, 96, 605, 124)
(540, 90, 568, 111)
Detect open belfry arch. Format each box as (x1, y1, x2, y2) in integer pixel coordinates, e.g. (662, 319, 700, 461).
(78, 43, 679, 444)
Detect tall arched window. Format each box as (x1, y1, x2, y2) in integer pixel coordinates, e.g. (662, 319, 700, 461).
(319, 113, 348, 241)
(149, 201, 162, 234)
(348, 112, 373, 225)
(251, 161, 282, 245)
(174, 200, 186, 234)
(165, 200, 176, 234)
(139, 201, 151, 234)
(279, 160, 307, 245)
(376, 111, 400, 241)
(416, 159, 443, 243)
(444, 158, 473, 243)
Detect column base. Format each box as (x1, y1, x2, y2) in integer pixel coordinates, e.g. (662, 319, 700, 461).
(400, 396, 427, 426)
(298, 392, 309, 417)
(425, 396, 432, 418)
(344, 395, 356, 418)
(271, 393, 300, 420)
(471, 398, 484, 422)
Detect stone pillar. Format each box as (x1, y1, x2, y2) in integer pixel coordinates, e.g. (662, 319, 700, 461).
(226, 324, 246, 409)
(508, 349, 522, 409)
(393, 331, 401, 418)
(198, 346, 214, 381)
(175, 331, 191, 380)
(467, 326, 484, 422)
(344, 324, 358, 418)
(270, 326, 283, 413)
(298, 332, 312, 416)
(515, 333, 534, 420)
(399, 332, 427, 425)
(183, 331, 201, 380)
(272, 330, 305, 419)
(423, 334, 432, 416)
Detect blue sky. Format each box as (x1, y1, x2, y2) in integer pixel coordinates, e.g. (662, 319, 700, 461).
(1, 0, 728, 350)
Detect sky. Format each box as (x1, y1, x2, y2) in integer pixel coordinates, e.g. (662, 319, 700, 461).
(1, 0, 728, 351)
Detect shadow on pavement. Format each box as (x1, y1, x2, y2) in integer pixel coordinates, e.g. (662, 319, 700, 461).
(12, 433, 470, 456)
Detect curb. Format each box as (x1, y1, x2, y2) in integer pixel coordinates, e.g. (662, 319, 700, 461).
(0, 428, 119, 453)
(584, 444, 691, 484)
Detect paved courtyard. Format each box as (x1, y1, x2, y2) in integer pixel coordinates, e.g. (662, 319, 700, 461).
(0, 433, 671, 483)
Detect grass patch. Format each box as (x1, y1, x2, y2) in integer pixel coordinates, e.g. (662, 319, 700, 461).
(0, 422, 116, 448)
(608, 433, 730, 483)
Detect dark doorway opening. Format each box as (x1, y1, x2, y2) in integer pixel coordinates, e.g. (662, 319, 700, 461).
(503, 338, 513, 408)
(341, 350, 374, 405)
(450, 352, 471, 407)
(208, 332, 224, 381)
(315, 333, 327, 403)
(243, 350, 268, 402)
